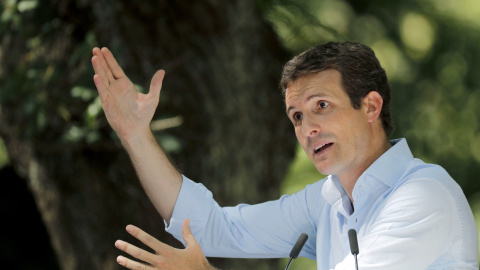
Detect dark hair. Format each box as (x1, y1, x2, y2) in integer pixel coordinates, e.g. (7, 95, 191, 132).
(281, 41, 394, 136)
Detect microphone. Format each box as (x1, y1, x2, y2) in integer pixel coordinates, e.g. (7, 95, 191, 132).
(285, 233, 308, 270)
(348, 229, 359, 270)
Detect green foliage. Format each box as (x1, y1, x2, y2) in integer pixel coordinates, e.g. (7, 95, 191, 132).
(281, 144, 324, 195)
(1, 0, 96, 141)
(0, 137, 9, 169)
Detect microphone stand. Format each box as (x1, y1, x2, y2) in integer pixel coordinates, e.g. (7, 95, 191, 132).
(284, 257, 294, 270)
(284, 233, 308, 270)
(353, 253, 358, 270)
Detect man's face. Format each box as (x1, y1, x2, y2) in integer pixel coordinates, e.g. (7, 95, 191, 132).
(285, 69, 374, 179)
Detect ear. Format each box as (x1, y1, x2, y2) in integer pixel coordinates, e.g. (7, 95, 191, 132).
(362, 91, 383, 123)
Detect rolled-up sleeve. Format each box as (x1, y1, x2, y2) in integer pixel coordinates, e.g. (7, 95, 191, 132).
(165, 175, 319, 259)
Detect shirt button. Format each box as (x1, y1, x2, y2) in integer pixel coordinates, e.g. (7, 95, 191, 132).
(356, 218, 358, 223)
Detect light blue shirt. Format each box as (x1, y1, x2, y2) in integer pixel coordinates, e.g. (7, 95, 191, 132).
(165, 139, 479, 269)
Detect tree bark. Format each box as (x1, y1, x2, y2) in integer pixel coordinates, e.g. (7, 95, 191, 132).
(0, 0, 295, 269)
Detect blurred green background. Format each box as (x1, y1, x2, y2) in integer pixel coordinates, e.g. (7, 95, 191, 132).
(1, 0, 480, 269)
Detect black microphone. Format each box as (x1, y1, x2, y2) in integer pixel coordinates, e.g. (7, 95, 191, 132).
(285, 233, 308, 270)
(348, 229, 359, 270)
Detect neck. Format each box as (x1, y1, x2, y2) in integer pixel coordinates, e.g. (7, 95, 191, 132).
(340, 138, 392, 203)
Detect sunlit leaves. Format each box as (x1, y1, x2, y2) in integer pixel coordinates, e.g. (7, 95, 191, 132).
(260, 0, 347, 52)
(371, 39, 413, 82)
(63, 124, 100, 144)
(314, 0, 354, 37)
(425, 0, 480, 29)
(17, 0, 38, 13)
(71, 86, 96, 101)
(0, 138, 9, 169)
(66, 86, 103, 143)
(436, 51, 468, 87)
(471, 132, 480, 164)
(400, 12, 435, 59)
(0, 0, 19, 24)
(155, 134, 182, 153)
(350, 15, 386, 44)
(407, 81, 479, 163)
(281, 144, 324, 195)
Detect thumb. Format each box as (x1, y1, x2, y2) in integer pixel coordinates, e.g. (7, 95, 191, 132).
(181, 218, 198, 247)
(149, 69, 165, 98)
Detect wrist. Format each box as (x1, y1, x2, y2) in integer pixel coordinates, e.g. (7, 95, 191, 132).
(120, 128, 156, 153)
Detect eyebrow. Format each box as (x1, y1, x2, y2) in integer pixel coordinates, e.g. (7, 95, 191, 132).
(286, 94, 327, 115)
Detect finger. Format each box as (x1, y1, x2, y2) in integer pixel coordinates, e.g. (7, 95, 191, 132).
(91, 55, 110, 88)
(92, 47, 101, 58)
(101, 47, 126, 79)
(117, 255, 150, 270)
(93, 74, 109, 102)
(115, 240, 153, 264)
(181, 218, 198, 247)
(93, 47, 115, 83)
(126, 225, 170, 253)
(148, 70, 165, 99)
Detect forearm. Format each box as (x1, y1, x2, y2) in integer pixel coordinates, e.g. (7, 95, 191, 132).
(122, 129, 182, 221)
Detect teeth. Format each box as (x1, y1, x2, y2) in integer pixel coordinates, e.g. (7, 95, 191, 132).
(315, 144, 326, 152)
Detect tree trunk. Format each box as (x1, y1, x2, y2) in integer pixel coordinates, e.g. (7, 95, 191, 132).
(0, 0, 295, 269)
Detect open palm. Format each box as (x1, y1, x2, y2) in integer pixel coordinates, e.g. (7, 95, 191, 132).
(91, 47, 165, 141)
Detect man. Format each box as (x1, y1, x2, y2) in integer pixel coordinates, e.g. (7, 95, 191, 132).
(91, 42, 479, 269)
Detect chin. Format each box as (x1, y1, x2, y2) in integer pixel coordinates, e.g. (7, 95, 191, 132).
(314, 164, 332, 176)
(314, 159, 343, 177)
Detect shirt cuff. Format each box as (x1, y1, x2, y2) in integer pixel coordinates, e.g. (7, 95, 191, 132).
(164, 175, 214, 244)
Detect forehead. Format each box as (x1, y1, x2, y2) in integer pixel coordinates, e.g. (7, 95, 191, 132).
(285, 69, 346, 108)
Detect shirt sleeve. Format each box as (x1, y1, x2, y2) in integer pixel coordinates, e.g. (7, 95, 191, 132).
(336, 177, 477, 270)
(165, 175, 319, 259)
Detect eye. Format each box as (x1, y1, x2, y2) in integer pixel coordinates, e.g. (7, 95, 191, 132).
(292, 112, 303, 126)
(319, 101, 330, 109)
(293, 113, 303, 121)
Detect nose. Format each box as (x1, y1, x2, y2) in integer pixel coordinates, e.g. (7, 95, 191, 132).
(301, 114, 320, 137)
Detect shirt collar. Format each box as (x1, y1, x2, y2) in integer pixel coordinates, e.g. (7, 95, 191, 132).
(322, 174, 353, 216)
(321, 138, 414, 210)
(361, 138, 413, 188)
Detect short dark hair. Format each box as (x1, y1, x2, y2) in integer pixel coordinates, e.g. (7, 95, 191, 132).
(281, 41, 394, 136)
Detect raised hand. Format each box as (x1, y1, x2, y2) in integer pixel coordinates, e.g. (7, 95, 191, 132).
(115, 219, 215, 270)
(91, 47, 165, 142)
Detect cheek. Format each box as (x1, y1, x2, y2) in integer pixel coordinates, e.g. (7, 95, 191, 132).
(294, 129, 308, 149)
(339, 109, 367, 134)
(294, 129, 303, 143)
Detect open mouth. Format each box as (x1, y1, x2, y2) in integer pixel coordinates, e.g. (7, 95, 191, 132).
(314, 143, 333, 154)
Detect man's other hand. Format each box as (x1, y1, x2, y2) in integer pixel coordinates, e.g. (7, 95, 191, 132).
(115, 219, 215, 270)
